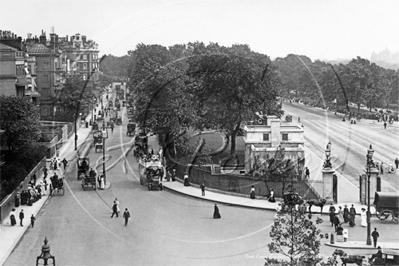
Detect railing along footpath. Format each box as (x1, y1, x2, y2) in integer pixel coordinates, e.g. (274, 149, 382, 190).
(0, 156, 47, 223)
(165, 150, 321, 200)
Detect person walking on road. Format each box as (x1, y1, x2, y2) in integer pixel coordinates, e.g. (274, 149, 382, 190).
(329, 203, 336, 226)
(349, 204, 356, 226)
(123, 208, 130, 226)
(371, 228, 379, 248)
(305, 167, 310, 179)
(361, 208, 367, 227)
(115, 198, 120, 214)
(268, 188, 275, 202)
(30, 214, 36, 228)
(171, 169, 176, 181)
(250, 185, 255, 199)
(384, 121, 387, 129)
(111, 201, 119, 218)
(200, 182, 206, 196)
(9, 208, 16, 226)
(395, 158, 399, 169)
(380, 162, 384, 174)
(111, 122, 114, 133)
(343, 204, 349, 223)
(19, 209, 24, 226)
(337, 206, 344, 224)
(213, 204, 221, 219)
(62, 158, 68, 170)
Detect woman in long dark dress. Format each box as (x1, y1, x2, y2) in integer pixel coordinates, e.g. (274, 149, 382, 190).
(250, 186, 255, 199)
(213, 204, 221, 219)
(183, 173, 190, 186)
(343, 204, 349, 223)
(329, 203, 336, 226)
(10, 208, 16, 226)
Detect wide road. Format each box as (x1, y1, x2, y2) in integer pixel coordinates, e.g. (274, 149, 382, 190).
(283, 103, 399, 193)
(5, 102, 398, 266)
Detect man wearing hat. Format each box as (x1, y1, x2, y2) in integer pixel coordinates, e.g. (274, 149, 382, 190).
(370, 246, 382, 262)
(371, 228, 380, 248)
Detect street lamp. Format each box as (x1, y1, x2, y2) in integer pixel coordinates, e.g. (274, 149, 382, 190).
(366, 144, 374, 245)
(102, 123, 108, 186)
(36, 237, 55, 266)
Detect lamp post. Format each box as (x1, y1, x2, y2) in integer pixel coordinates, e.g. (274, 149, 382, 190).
(366, 144, 374, 245)
(102, 123, 108, 186)
(36, 237, 55, 266)
(324, 141, 332, 169)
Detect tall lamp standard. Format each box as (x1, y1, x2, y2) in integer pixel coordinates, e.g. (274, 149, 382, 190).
(102, 122, 108, 186)
(366, 144, 374, 246)
(324, 141, 332, 169)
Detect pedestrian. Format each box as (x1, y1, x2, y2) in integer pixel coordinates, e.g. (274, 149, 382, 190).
(213, 204, 221, 219)
(183, 173, 190, 186)
(371, 228, 379, 248)
(30, 214, 36, 228)
(380, 162, 384, 174)
(200, 182, 206, 196)
(115, 198, 120, 214)
(9, 208, 16, 226)
(299, 203, 306, 216)
(384, 121, 387, 129)
(349, 204, 356, 226)
(171, 169, 176, 181)
(111, 201, 119, 218)
(250, 185, 255, 199)
(361, 208, 367, 227)
(338, 206, 344, 224)
(97, 174, 102, 188)
(31, 172, 37, 186)
(329, 203, 336, 226)
(370, 247, 383, 263)
(43, 166, 48, 179)
(395, 158, 399, 169)
(53, 158, 58, 170)
(343, 204, 349, 223)
(305, 167, 310, 179)
(62, 158, 68, 170)
(268, 188, 275, 202)
(111, 122, 114, 133)
(123, 208, 130, 226)
(19, 209, 24, 226)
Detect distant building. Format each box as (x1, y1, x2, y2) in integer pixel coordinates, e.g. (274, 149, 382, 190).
(0, 30, 40, 104)
(243, 116, 305, 177)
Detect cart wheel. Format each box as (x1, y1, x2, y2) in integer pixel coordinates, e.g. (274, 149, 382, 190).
(379, 211, 391, 220)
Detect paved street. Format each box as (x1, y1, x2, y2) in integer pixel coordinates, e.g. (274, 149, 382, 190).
(4, 102, 399, 266)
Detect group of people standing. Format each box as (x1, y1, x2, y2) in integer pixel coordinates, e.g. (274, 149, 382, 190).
(329, 203, 359, 229)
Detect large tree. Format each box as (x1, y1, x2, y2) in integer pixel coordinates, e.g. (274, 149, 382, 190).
(0, 95, 42, 150)
(187, 42, 283, 155)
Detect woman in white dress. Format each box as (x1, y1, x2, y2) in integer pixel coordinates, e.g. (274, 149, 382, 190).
(360, 208, 367, 227)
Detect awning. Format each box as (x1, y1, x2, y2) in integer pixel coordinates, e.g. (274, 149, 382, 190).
(16, 77, 31, 86)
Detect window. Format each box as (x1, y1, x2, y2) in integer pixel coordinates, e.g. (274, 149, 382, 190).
(83, 63, 87, 70)
(41, 88, 50, 98)
(43, 75, 49, 82)
(82, 74, 87, 80)
(282, 133, 288, 141)
(263, 134, 269, 141)
(82, 54, 87, 60)
(16, 65, 24, 75)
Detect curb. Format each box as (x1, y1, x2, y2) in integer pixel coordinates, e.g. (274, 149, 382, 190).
(325, 242, 399, 250)
(162, 185, 275, 211)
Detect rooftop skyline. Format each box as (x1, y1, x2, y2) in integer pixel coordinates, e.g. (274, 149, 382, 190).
(1, 0, 398, 62)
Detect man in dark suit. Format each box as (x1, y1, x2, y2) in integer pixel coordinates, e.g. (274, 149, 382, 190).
(123, 208, 130, 226)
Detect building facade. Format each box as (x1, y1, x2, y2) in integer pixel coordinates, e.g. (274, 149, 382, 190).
(244, 116, 306, 177)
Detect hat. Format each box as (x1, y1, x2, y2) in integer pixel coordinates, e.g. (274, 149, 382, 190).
(377, 246, 381, 249)
(361, 208, 366, 211)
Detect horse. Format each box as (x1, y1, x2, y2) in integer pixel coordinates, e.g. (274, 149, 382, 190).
(307, 198, 327, 214)
(333, 249, 364, 266)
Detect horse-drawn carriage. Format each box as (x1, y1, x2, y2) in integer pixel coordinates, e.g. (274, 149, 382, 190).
(373, 191, 399, 223)
(115, 101, 121, 111)
(127, 122, 136, 136)
(369, 249, 399, 265)
(77, 158, 96, 190)
(283, 192, 304, 206)
(133, 134, 148, 159)
(139, 156, 164, 191)
(116, 116, 122, 125)
(50, 174, 65, 195)
(93, 130, 103, 152)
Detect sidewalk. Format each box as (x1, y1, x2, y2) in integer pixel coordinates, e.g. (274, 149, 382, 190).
(325, 241, 399, 250)
(0, 95, 104, 266)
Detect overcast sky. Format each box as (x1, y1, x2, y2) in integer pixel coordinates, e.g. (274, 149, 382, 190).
(1, 0, 398, 61)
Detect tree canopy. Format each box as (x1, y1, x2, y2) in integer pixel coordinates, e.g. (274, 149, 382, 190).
(0, 95, 42, 150)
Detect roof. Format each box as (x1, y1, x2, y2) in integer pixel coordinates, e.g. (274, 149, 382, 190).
(26, 43, 52, 55)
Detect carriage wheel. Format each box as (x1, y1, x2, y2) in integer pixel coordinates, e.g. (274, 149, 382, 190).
(378, 210, 391, 220)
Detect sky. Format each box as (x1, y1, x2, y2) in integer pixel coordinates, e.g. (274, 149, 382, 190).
(1, 0, 398, 62)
